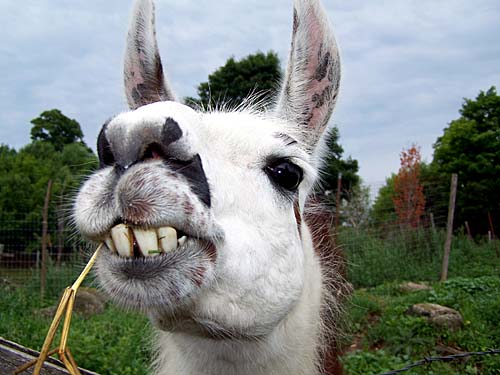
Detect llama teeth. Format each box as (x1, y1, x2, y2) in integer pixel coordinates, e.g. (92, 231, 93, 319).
(133, 228, 159, 256)
(111, 224, 133, 257)
(177, 235, 187, 247)
(157, 227, 177, 253)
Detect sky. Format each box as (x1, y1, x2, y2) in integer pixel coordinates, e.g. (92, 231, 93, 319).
(1, 0, 499, 187)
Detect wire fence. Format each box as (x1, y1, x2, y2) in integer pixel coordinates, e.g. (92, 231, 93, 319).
(375, 349, 500, 375)
(0, 175, 499, 374)
(0, 216, 90, 295)
(334, 176, 499, 287)
(1, 175, 498, 294)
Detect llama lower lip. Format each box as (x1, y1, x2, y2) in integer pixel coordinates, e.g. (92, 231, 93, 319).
(96, 238, 217, 311)
(107, 238, 215, 276)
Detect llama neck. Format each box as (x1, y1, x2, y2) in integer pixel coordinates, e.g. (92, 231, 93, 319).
(153, 227, 324, 375)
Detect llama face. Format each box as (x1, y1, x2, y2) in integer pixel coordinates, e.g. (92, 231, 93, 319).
(74, 0, 339, 339)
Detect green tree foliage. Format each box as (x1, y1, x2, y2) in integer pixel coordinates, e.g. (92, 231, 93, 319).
(30, 109, 87, 151)
(1, 109, 97, 255)
(370, 174, 397, 227)
(0, 140, 97, 253)
(0, 141, 97, 222)
(320, 127, 360, 202)
(342, 184, 371, 228)
(432, 86, 500, 235)
(185, 51, 282, 109)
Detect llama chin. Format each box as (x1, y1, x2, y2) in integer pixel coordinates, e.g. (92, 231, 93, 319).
(73, 0, 346, 374)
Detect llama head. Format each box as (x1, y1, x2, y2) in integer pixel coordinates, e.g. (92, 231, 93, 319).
(74, 0, 340, 338)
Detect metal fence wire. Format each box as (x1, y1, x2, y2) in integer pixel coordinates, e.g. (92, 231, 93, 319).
(0, 216, 89, 292)
(375, 349, 500, 375)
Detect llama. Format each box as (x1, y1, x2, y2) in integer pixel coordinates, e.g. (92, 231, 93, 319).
(73, 0, 345, 374)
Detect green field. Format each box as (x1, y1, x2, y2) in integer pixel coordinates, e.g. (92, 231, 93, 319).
(0, 274, 152, 375)
(1, 229, 499, 375)
(342, 277, 500, 374)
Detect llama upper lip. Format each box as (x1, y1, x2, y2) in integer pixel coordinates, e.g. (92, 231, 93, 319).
(105, 223, 189, 258)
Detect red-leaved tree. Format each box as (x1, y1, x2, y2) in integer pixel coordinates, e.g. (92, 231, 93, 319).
(393, 145, 426, 228)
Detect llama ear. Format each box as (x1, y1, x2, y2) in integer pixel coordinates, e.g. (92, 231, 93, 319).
(124, 0, 176, 110)
(275, 0, 341, 151)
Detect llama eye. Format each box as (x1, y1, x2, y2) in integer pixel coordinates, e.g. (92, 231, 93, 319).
(265, 161, 303, 191)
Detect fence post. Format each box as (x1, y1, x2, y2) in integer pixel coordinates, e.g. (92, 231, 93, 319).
(464, 221, 473, 240)
(40, 179, 52, 301)
(429, 212, 436, 231)
(487, 212, 500, 257)
(440, 173, 458, 282)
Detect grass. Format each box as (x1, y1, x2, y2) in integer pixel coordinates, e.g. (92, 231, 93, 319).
(340, 227, 500, 288)
(0, 273, 152, 375)
(339, 227, 500, 374)
(1, 229, 499, 374)
(341, 278, 500, 374)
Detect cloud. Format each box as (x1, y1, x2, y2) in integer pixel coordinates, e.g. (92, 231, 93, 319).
(327, 0, 500, 183)
(1, 0, 499, 188)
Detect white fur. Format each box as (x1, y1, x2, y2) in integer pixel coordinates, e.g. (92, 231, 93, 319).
(73, 0, 341, 374)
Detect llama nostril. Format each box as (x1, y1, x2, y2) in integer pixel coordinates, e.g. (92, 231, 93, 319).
(141, 143, 165, 162)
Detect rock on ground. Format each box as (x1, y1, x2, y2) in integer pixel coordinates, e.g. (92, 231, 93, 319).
(407, 303, 463, 330)
(399, 282, 432, 292)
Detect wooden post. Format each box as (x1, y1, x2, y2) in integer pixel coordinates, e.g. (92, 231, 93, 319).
(429, 212, 436, 231)
(440, 173, 457, 282)
(56, 179, 67, 267)
(488, 212, 500, 257)
(335, 173, 342, 232)
(464, 221, 473, 240)
(41, 180, 53, 302)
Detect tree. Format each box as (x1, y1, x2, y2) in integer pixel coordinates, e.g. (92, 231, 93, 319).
(31, 109, 87, 151)
(432, 86, 500, 235)
(370, 174, 397, 228)
(0, 142, 97, 220)
(342, 184, 370, 228)
(320, 127, 360, 202)
(185, 51, 282, 109)
(392, 145, 425, 228)
(0, 110, 98, 255)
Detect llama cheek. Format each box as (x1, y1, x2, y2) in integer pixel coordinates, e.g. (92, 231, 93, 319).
(193, 230, 304, 335)
(74, 170, 117, 238)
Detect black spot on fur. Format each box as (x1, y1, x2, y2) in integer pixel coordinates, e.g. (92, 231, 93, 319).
(312, 84, 333, 109)
(97, 120, 115, 168)
(131, 86, 143, 105)
(161, 117, 183, 146)
(328, 63, 334, 82)
(300, 105, 313, 127)
(166, 154, 211, 207)
(293, 8, 299, 35)
(314, 50, 331, 81)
